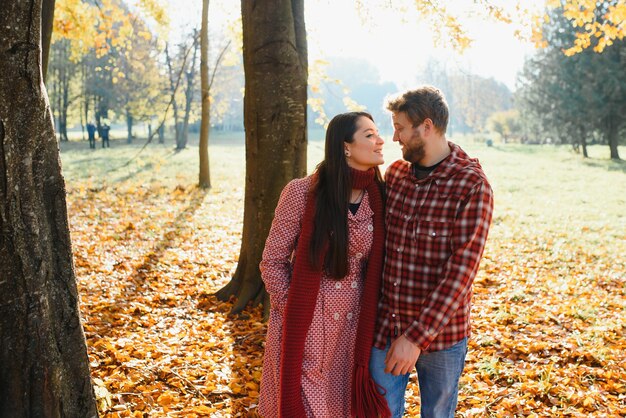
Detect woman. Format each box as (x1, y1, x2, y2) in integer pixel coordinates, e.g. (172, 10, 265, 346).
(257, 112, 391, 418)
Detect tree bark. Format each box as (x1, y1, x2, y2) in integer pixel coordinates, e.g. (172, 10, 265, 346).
(607, 114, 621, 160)
(199, 0, 211, 188)
(41, 0, 55, 81)
(0, 1, 98, 416)
(216, 0, 308, 317)
(183, 31, 200, 148)
(126, 107, 133, 144)
(165, 44, 181, 148)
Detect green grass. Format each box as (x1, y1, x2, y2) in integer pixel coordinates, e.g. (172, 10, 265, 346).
(60, 130, 626, 256)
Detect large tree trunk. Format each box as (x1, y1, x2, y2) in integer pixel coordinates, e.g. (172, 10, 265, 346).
(199, 1, 211, 188)
(216, 0, 308, 317)
(0, 1, 98, 417)
(59, 43, 70, 142)
(41, 0, 55, 81)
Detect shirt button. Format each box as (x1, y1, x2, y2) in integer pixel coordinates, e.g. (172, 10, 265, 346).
(351, 281, 358, 289)
(346, 312, 353, 320)
(367, 224, 373, 232)
(404, 215, 410, 220)
(391, 314, 396, 318)
(393, 282, 398, 287)
(355, 252, 363, 259)
(333, 313, 340, 320)
(335, 282, 342, 289)
(389, 209, 393, 214)
(431, 232, 437, 237)
(397, 247, 402, 252)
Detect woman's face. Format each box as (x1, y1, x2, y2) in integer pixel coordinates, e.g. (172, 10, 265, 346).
(344, 117, 385, 171)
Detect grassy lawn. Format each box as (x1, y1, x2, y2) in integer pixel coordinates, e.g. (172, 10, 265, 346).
(60, 131, 625, 417)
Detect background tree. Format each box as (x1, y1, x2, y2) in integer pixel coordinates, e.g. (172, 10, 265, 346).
(0, 0, 98, 415)
(181, 31, 201, 149)
(199, 0, 210, 187)
(517, 2, 625, 159)
(215, 0, 308, 316)
(486, 109, 522, 144)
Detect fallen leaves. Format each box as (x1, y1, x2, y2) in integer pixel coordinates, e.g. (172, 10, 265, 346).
(64, 144, 626, 417)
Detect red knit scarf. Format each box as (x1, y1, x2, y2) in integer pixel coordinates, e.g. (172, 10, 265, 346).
(279, 167, 390, 418)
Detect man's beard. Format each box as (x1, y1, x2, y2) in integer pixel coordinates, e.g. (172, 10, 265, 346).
(402, 136, 425, 163)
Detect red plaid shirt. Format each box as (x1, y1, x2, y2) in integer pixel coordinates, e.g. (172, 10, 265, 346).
(373, 142, 494, 351)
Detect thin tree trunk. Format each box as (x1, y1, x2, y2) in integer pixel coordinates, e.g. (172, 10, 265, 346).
(199, 0, 211, 188)
(216, 0, 308, 318)
(183, 31, 200, 148)
(0, 1, 98, 416)
(165, 44, 181, 148)
(607, 114, 621, 160)
(579, 126, 588, 158)
(126, 107, 133, 144)
(83, 62, 89, 141)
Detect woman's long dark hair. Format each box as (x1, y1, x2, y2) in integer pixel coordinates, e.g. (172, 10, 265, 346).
(309, 112, 384, 279)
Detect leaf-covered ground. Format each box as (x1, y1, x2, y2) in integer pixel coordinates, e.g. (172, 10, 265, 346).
(61, 136, 625, 417)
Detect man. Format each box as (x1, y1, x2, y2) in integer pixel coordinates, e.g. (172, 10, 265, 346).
(370, 86, 494, 418)
(100, 117, 110, 148)
(86, 121, 97, 149)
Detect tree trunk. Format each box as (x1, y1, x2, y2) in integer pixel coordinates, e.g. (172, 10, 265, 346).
(164, 45, 181, 148)
(183, 31, 200, 147)
(215, 0, 308, 317)
(0, 1, 98, 416)
(199, 1, 211, 188)
(579, 126, 589, 158)
(59, 44, 69, 142)
(126, 108, 133, 144)
(41, 0, 55, 81)
(607, 114, 621, 160)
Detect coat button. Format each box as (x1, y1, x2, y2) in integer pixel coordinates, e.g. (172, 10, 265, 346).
(333, 313, 340, 320)
(351, 281, 358, 289)
(335, 282, 342, 289)
(347, 312, 353, 320)
(355, 252, 363, 259)
(367, 224, 373, 231)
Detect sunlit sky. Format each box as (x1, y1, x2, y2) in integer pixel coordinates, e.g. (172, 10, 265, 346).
(164, 0, 545, 91)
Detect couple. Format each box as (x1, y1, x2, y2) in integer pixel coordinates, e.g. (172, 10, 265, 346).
(257, 86, 494, 418)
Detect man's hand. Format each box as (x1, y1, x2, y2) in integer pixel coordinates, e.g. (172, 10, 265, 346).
(384, 335, 421, 376)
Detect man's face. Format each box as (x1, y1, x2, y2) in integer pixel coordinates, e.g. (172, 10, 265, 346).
(392, 112, 425, 164)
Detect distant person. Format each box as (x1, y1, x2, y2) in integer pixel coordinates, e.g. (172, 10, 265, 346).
(369, 86, 494, 418)
(100, 118, 110, 148)
(258, 112, 391, 417)
(86, 121, 97, 149)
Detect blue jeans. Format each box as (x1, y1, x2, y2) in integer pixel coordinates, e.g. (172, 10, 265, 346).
(369, 337, 468, 418)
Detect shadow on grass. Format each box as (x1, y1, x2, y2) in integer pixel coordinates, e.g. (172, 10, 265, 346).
(124, 186, 207, 294)
(583, 158, 626, 174)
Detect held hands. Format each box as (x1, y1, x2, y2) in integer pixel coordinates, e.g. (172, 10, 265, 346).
(384, 335, 421, 376)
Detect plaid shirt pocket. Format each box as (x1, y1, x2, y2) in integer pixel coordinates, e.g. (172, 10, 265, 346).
(413, 220, 453, 266)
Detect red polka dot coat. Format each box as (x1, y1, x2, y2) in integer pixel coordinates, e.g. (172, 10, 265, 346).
(257, 175, 375, 418)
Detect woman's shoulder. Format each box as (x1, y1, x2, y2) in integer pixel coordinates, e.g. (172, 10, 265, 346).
(282, 174, 314, 196)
